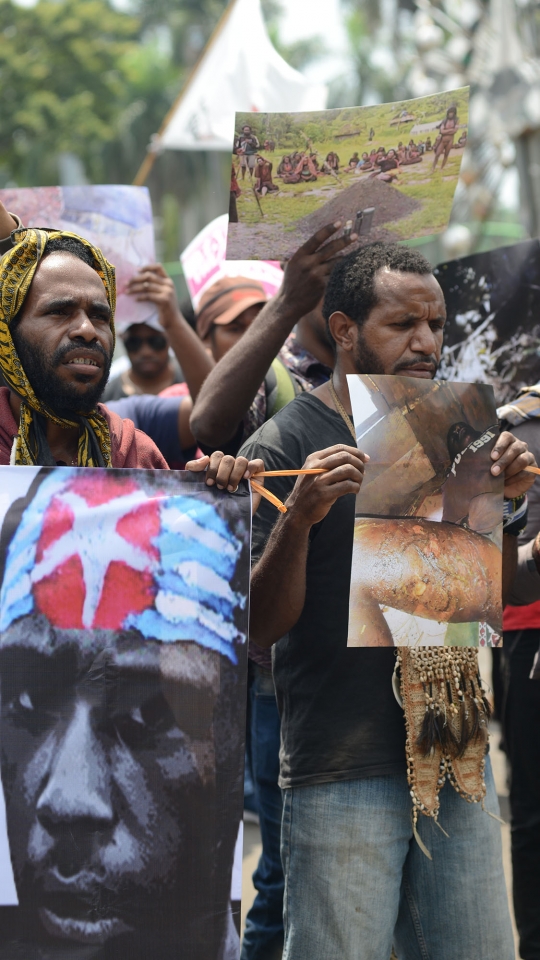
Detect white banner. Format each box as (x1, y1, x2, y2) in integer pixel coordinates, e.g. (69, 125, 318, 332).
(159, 0, 327, 152)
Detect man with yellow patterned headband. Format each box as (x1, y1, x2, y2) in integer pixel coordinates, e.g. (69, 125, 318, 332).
(0, 204, 166, 469)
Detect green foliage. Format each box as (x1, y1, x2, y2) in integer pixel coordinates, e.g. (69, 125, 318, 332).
(0, 0, 139, 184)
(160, 191, 181, 261)
(331, 0, 416, 108)
(132, 0, 228, 68)
(261, 0, 326, 70)
(102, 38, 178, 184)
(341, 6, 400, 106)
(341, 0, 381, 34)
(0, 0, 329, 251)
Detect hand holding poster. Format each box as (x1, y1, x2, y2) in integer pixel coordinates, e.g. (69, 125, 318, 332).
(347, 375, 503, 648)
(0, 186, 158, 335)
(0, 466, 250, 960)
(226, 88, 469, 261)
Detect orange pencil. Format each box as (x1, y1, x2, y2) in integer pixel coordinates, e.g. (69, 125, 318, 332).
(249, 479, 287, 513)
(252, 468, 328, 477)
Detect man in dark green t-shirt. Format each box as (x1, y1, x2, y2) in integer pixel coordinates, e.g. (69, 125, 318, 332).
(240, 242, 534, 960)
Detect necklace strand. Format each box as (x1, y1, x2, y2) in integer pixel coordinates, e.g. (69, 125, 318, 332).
(329, 375, 357, 442)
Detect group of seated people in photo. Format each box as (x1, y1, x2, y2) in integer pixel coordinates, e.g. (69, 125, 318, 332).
(259, 127, 469, 195)
(274, 151, 340, 184)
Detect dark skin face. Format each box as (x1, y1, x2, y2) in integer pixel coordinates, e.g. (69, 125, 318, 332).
(13, 253, 113, 392)
(124, 323, 172, 385)
(0, 625, 223, 954)
(9, 253, 113, 462)
(447, 422, 479, 460)
(325, 268, 446, 391)
(314, 267, 534, 500)
(208, 304, 264, 361)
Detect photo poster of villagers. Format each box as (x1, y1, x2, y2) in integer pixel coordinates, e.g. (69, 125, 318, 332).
(346, 375, 503, 649)
(0, 465, 251, 960)
(0, 185, 157, 336)
(434, 237, 540, 406)
(226, 86, 469, 261)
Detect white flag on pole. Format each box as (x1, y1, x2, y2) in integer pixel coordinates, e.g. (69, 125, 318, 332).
(159, 0, 327, 152)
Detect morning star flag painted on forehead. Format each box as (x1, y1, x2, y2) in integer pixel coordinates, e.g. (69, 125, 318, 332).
(0, 466, 248, 958)
(0, 467, 251, 662)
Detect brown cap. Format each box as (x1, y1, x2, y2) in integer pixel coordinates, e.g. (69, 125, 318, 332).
(196, 276, 267, 340)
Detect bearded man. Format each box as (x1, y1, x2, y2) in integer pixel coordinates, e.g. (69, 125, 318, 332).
(241, 241, 536, 960)
(0, 206, 165, 469)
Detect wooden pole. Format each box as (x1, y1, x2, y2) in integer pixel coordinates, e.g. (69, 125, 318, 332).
(133, 0, 239, 186)
(133, 149, 158, 188)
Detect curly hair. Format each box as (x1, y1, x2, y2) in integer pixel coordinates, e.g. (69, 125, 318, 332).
(322, 241, 433, 343)
(42, 235, 96, 269)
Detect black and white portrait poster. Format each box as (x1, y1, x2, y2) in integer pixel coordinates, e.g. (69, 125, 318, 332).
(434, 238, 540, 405)
(0, 466, 250, 960)
(347, 375, 503, 648)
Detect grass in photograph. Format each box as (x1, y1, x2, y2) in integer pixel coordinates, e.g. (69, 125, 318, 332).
(232, 88, 469, 250)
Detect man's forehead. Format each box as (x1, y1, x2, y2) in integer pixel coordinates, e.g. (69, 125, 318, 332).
(0, 625, 157, 666)
(373, 267, 446, 312)
(0, 624, 220, 688)
(30, 253, 108, 304)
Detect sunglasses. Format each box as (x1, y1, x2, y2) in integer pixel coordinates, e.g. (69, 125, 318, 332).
(124, 333, 168, 353)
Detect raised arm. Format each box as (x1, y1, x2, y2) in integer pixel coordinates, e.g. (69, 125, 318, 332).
(250, 445, 367, 648)
(127, 263, 214, 401)
(189, 224, 356, 449)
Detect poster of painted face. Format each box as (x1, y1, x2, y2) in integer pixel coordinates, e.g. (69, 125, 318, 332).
(226, 87, 469, 261)
(0, 186, 157, 335)
(434, 238, 540, 405)
(347, 375, 503, 648)
(0, 466, 250, 960)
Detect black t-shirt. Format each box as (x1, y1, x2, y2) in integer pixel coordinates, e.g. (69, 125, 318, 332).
(239, 392, 406, 788)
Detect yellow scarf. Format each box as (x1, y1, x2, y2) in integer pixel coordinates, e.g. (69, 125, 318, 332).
(0, 226, 116, 466)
